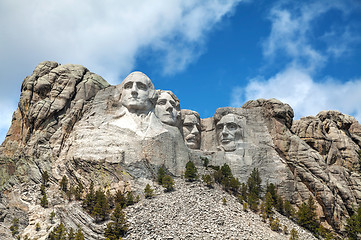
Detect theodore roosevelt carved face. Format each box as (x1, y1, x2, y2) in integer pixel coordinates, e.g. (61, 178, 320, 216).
(216, 113, 244, 152)
(155, 90, 180, 126)
(181, 110, 201, 149)
(120, 72, 156, 114)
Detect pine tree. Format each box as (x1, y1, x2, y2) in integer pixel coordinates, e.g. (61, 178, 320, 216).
(184, 161, 198, 182)
(104, 204, 128, 240)
(202, 174, 214, 188)
(157, 167, 166, 185)
(35, 222, 41, 231)
(42, 170, 49, 186)
(144, 184, 154, 199)
(345, 205, 361, 240)
(83, 181, 95, 212)
(92, 189, 109, 222)
(9, 217, 19, 237)
(162, 175, 174, 192)
(75, 228, 85, 240)
(247, 168, 262, 199)
(60, 175, 68, 192)
(68, 227, 75, 239)
(48, 222, 67, 240)
(114, 190, 127, 208)
(284, 200, 295, 218)
(40, 192, 49, 208)
(50, 211, 56, 224)
(221, 163, 233, 179)
(296, 196, 319, 234)
(289, 228, 299, 240)
(126, 192, 134, 206)
(265, 192, 274, 217)
(229, 177, 240, 193)
(74, 182, 84, 200)
(239, 183, 248, 202)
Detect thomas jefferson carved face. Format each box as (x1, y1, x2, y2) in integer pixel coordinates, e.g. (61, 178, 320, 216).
(216, 114, 243, 152)
(120, 72, 155, 114)
(155, 91, 180, 126)
(182, 111, 201, 149)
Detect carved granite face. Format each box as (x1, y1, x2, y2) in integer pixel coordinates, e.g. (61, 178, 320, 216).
(216, 114, 243, 152)
(182, 114, 201, 149)
(120, 72, 155, 114)
(155, 91, 180, 126)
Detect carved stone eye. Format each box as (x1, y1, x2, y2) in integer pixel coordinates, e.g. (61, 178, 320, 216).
(227, 123, 238, 131)
(124, 82, 133, 89)
(137, 82, 147, 90)
(158, 99, 166, 105)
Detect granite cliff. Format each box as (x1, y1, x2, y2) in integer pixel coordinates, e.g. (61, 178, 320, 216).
(1, 61, 361, 239)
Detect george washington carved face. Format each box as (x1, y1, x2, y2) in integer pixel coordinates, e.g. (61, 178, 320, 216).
(120, 72, 156, 114)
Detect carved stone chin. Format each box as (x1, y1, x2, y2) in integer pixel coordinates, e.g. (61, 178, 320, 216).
(216, 113, 244, 152)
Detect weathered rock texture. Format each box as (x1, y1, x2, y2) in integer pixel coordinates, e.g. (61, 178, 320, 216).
(1, 62, 361, 239)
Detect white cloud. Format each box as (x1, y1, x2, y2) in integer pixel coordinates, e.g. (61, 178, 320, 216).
(0, 0, 241, 143)
(231, 67, 361, 121)
(230, 0, 361, 122)
(262, 1, 354, 71)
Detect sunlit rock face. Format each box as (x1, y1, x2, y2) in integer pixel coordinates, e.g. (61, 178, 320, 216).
(1, 62, 361, 239)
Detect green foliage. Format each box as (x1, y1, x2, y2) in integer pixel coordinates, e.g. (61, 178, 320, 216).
(201, 174, 214, 188)
(40, 184, 46, 195)
(48, 223, 84, 240)
(345, 205, 361, 240)
(74, 182, 84, 200)
(42, 171, 49, 186)
(248, 192, 259, 212)
(60, 175, 68, 192)
(184, 161, 198, 182)
(239, 183, 247, 202)
(40, 192, 49, 208)
(247, 168, 262, 199)
(222, 197, 227, 205)
(36, 222, 41, 231)
(264, 192, 274, 217)
(284, 200, 295, 219)
(229, 177, 240, 193)
(114, 190, 127, 208)
(317, 224, 335, 240)
(162, 175, 174, 192)
(144, 184, 154, 199)
(50, 211, 56, 224)
(157, 167, 166, 185)
(9, 217, 19, 237)
(126, 192, 134, 206)
(283, 225, 288, 235)
(92, 189, 110, 222)
(200, 156, 209, 169)
(48, 222, 67, 240)
(243, 202, 248, 212)
(104, 204, 128, 240)
(296, 196, 319, 234)
(75, 228, 85, 240)
(82, 181, 95, 212)
(289, 228, 299, 240)
(221, 163, 233, 179)
(270, 217, 280, 232)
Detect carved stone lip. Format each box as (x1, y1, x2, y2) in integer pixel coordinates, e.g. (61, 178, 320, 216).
(220, 139, 232, 143)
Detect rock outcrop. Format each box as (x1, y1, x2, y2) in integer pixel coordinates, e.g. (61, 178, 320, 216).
(1, 62, 361, 239)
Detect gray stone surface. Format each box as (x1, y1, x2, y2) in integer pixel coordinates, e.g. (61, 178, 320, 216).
(1, 63, 361, 238)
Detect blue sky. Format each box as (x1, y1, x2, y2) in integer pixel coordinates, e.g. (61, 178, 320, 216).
(1, 0, 361, 143)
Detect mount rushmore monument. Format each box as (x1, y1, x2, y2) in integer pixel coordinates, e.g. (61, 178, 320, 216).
(1, 61, 361, 238)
